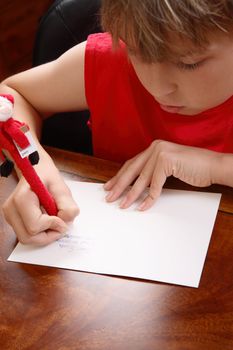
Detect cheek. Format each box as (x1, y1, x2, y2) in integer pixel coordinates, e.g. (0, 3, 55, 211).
(179, 63, 233, 107)
(129, 58, 159, 94)
(133, 65, 153, 91)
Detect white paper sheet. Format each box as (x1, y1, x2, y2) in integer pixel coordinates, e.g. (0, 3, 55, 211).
(8, 181, 221, 288)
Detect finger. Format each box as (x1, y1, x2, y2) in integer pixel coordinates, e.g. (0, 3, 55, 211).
(5, 206, 65, 246)
(48, 181, 80, 222)
(15, 188, 68, 235)
(105, 152, 151, 202)
(137, 161, 167, 211)
(105, 171, 138, 203)
(104, 175, 118, 191)
(104, 153, 142, 191)
(104, 163, 133, 192)
(119, 158, 154, 209)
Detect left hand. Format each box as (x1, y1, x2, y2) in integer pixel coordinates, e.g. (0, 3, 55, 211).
(104, 140, 221, 210)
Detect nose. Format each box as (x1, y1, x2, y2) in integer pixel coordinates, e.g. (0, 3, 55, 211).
(151, 62, 177, 99)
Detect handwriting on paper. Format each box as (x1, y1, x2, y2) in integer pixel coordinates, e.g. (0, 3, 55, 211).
(57, 233, 95, 253)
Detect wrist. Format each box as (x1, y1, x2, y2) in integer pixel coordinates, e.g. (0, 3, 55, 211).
(34, 151, 59, 178)
(211, 153, 233, 187)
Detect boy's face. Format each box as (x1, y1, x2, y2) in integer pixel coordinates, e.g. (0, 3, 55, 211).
(129, 30, 233, 115)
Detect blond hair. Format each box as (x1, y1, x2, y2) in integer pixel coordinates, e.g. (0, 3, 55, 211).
(101, 0, 233, 62)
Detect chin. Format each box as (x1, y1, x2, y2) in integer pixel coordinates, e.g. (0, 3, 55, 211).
(177, 107, 205, 116)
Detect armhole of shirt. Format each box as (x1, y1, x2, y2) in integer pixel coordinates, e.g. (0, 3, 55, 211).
(84, 34, 97, 111)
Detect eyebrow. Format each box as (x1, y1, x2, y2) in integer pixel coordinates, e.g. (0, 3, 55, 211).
(168, 46, 210, 61)
(180, 49, 208, 57)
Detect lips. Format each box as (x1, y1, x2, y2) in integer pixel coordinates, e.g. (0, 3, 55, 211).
(159, 104, 184, 114)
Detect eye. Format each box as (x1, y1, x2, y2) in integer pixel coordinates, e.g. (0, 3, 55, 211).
(176, 60, 204, 71)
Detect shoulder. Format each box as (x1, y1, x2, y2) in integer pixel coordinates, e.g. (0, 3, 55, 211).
(85, 32, 127, 65)
(85, 33, 129, 109)
(86, 32, 114, 54)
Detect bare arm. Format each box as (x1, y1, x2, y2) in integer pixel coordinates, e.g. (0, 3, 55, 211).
(214, 153, 233, 188)
(1, 41, 88, 136)
(0, 41, 87, 245)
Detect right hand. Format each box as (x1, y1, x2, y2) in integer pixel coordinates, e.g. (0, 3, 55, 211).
(2, 167, 79, 246)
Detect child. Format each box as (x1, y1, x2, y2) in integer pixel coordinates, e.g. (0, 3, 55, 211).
(1, 0, 233, 245)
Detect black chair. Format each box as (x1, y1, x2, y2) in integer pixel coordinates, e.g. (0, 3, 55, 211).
(33, 0, 102, 154)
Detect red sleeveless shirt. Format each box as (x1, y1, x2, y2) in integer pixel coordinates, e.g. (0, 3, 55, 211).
(85, 33, 233, 162)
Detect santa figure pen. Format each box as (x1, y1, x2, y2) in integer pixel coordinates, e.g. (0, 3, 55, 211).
(0, 94, 58, 216)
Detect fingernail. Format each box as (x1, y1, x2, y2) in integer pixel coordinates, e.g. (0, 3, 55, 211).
(59, 232, 68, 238)
(59, 224, 68, 234)
(55, 233, 66, 241)
(120, 197, 128, 208)
(137, 201, 146, 211)
(105, 191, 114, 201)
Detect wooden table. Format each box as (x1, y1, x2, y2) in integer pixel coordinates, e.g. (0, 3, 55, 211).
(0, 146, 233, 350)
